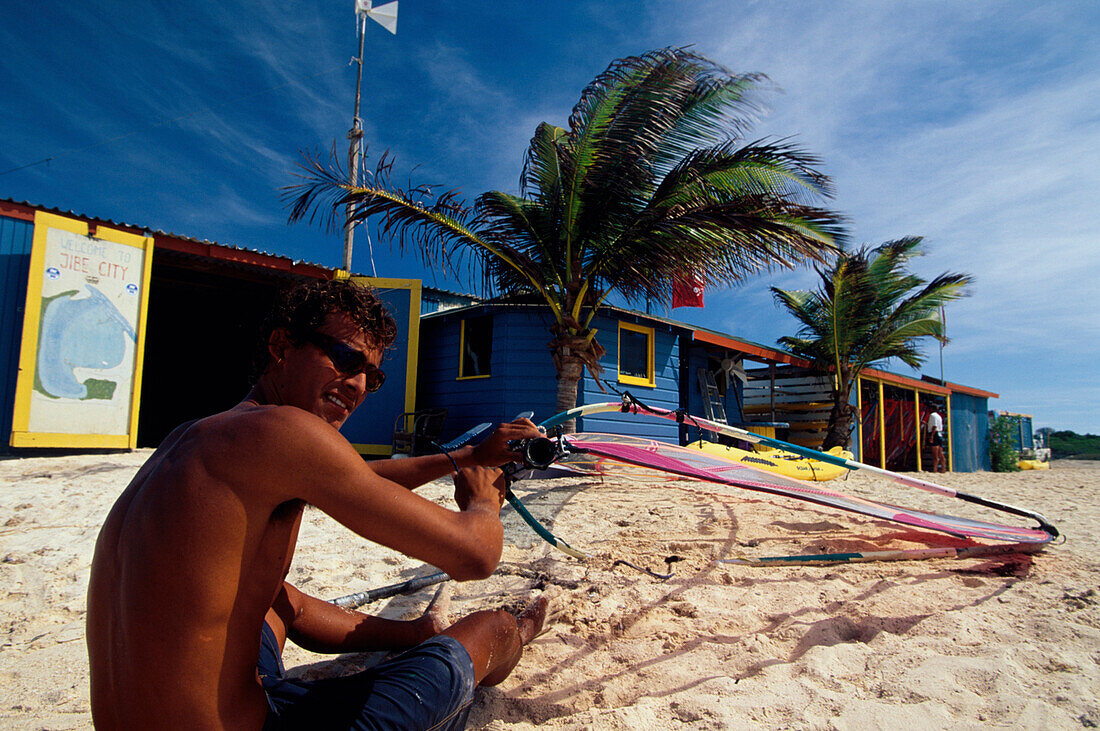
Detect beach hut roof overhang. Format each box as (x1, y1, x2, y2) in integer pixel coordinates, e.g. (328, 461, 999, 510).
(419, 296, 998, 401)
(4, 199, 442, 452)
(1, 199, 334, 281)
(690, 326, 997, 399)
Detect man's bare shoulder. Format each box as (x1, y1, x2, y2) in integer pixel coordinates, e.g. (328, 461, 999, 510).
(184, 402, 365, 499)
(203, 402, 350, 452)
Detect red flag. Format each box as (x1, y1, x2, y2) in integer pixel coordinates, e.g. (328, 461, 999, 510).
(671, 272, 705, 308)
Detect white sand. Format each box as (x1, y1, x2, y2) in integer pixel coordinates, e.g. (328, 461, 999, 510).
(1, 452, 1097, 729)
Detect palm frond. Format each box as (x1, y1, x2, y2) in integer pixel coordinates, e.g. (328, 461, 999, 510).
(775, 236, 973, 380)
(285, 149, 550, 298)
(287, 48, 848, 396)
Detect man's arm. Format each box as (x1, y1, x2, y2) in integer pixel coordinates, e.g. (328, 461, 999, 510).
(232, 407, 517, 581)
(367, 418, 540, 490)
(269, 582, 441, 654)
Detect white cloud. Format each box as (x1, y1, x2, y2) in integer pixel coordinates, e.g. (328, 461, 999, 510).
(655, 1, 1100, 428)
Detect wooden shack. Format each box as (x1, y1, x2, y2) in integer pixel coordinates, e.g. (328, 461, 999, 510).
(1, 201, 419, 455)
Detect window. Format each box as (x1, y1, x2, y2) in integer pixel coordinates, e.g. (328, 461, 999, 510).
(618, 321, 654, 387)
(459, 315, 492, 379)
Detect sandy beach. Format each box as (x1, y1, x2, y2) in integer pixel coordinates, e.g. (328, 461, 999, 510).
(1, 452, 1097, 729)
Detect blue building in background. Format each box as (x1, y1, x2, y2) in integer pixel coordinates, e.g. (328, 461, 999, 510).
(413, 298, 999, 472)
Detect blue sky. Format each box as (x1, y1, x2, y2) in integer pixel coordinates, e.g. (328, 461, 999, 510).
(3, 1, 1097, 432)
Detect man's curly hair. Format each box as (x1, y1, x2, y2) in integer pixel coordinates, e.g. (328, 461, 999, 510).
(252, 279, 398, 382)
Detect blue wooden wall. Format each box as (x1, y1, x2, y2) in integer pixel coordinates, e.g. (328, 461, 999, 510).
(952, 393, 992, 471)
(340, 280, 420, 454)
(0, 215, 33, 452)
(417, 306, 686, 443)
(417, 306, 562, 442)
(576, 312, 681, 442)
(681, 342, 747, 439)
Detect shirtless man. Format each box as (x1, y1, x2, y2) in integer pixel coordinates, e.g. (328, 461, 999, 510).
(87, 279, 546, 730)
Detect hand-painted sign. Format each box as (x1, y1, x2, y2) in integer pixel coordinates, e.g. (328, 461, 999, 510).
(10, 212, 154, 448)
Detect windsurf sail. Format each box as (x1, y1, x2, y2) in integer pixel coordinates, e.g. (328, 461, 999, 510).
(560, 433, 1051, 544)
(508, 394, 1058, 564)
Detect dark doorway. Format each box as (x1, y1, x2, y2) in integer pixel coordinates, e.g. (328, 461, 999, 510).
(136, 253, 306, 447)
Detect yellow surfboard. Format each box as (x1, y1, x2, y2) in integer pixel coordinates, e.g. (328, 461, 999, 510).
(685, 440, 853, 481)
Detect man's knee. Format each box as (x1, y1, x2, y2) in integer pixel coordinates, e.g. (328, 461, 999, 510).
(440, 608, 521, 671)
(460, 608, 518, 640)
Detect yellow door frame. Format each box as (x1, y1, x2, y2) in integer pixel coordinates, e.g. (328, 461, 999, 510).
(347, 276, 421, 456)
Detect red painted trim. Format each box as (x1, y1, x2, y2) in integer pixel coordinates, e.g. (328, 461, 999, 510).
(860, 367, 951, 395)
(0, 202, 36, 221)
(684, 324, 997, 401)
(3, 202, 332, 280)
(153, 235, 332, 279)
(691, 330, 814, 367)
(945, 382, 999, 399)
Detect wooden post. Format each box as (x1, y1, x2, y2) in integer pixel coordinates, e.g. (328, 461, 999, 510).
(915, 390, 922, 472)
(769, 363, 776, 422)
(855, 376, 863, 462)
(878, 380, 886, 469)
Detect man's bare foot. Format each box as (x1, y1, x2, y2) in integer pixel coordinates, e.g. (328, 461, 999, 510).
(417, 582, 451, 637)
(513, 588, 562, 644)
(475, 590, 561, 686)
(425, 582, 451, 622)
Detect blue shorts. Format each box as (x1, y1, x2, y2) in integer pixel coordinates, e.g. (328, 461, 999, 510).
(259, 622, 475, 731)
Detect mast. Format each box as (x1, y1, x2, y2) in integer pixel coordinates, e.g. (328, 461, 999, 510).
(343, 15, 367, 273)
(343, 0, 397, 274)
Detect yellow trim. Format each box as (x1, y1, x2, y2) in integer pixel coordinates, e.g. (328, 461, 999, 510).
(878, 380, 886, 469)
(855, 376, 863, 459)
(11, 212, 153, 449)
(914, 390, 922, 472)
(98, 224, 155, 449)
(855, 372, 949, 397)
(351, 277, 421, 456)
(10, 432, 132, 449)
(457, 315, 492, 380)
(617, 321, 655, 388)
(351, 443, 393, 457)
(946, 394, 953, 472)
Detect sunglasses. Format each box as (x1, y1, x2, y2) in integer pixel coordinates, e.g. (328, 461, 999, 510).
(302, 331, 386, 392)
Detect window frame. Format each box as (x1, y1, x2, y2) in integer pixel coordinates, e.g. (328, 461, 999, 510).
(617, 321, 655, 388)
(458, 315, 492, 380)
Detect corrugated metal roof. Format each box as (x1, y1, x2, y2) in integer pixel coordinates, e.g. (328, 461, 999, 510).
(2, 198, 500, 296)
(1, 197, 333, 271)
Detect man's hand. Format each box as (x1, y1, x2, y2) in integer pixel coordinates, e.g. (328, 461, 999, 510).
(453, 466, 507, 512)
(470, 418, 542, 468)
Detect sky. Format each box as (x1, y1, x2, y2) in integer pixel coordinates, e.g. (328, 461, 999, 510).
(2, 1, 1098, 433)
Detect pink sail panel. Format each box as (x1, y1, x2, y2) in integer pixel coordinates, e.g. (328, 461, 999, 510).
(562, 433, 1052, 545)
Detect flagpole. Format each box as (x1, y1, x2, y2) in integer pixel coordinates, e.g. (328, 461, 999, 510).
(939, 305, 945, 383)
(343, 15, 367, 273)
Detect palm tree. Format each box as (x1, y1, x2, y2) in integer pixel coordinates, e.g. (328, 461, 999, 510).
(771, 237, 972, 449)
(288, 48, 844, 428)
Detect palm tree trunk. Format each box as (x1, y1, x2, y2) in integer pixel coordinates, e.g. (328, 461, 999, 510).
(822, 367, 855, 450)
(553, 351, 585, 434)
(823, 400, 856, 450)
(548, 323, 606, 434)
